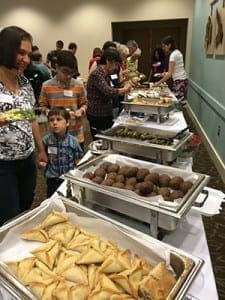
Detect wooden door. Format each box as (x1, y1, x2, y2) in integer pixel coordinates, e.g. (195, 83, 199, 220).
(112, 19, 188, 78)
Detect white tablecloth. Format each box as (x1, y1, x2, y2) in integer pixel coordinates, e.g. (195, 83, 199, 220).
(164, 209, 218, 300)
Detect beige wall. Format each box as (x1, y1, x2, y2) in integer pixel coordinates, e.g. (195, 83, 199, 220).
(0, 0, 194, 77)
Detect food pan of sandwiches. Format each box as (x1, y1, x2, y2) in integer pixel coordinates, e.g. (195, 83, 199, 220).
(64, 154, 209, 231)
(0, 197, 203, 300)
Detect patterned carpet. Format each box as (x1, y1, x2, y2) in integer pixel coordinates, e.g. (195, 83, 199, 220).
(34, 111, 225, 299)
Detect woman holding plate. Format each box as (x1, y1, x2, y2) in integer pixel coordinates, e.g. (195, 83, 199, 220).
(0, 26, 47, 225)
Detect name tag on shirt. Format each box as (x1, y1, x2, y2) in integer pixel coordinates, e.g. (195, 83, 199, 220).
(48, 146, 58, 154)
(64, 90, 73, 97)
(110, 74, 118, 80)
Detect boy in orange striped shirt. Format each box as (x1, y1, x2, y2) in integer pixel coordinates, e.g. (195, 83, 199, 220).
(40, 50, 87, 150)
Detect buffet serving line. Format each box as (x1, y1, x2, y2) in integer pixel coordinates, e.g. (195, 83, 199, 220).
(0, 84, 224, 299)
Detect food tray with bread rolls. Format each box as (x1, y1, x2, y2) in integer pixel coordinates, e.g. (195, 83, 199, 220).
(0, 197, 203, 300)
(95, 125, 192, 162)
(64, 154, 209, 236)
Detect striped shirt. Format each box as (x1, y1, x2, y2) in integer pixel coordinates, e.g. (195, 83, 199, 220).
(39, 77, 87, 142)
(43, 131, 83, 179)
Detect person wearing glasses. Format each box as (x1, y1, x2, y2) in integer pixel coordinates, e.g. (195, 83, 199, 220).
(39, 50, 87, 150)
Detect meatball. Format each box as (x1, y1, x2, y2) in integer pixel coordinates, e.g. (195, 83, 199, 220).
(136, 168, 150, 182)
(115, 174, 125, 183)
(107, 163, 120, 173)
(92, 176, 103, 184)
(125, 166, 139, 178)
(144, 172, 159, 185)
(83, 172, 94, 179)
(99, 161, 112, 171)
(139, 181, 154, 195)
(126, 177, 137, 186)
(107, 172, 118, 181)
(169, 176, 184, 190)
(158, 174, 170, 187)
(94, 167, 106, 178)
(124, 184, 134, 191)
(180, 181, 193, 194)
(158, 187, 171, 200)
(101, 179, 114, 186)
(112, 182, 125, 189)
(169, 190, 184, 201)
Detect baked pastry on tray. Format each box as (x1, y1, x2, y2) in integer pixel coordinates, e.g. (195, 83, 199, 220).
(5, 210, 177, 299)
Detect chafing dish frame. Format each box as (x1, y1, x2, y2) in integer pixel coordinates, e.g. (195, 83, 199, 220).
(64, 154, 209, 237)
(95, 125, 192, 162)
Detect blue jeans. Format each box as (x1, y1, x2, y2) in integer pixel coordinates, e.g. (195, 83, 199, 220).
(0, 153, 37, 225)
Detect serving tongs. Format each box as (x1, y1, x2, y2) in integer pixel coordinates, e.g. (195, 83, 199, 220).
(148, 127, 189, 146)
(165, 126, 190, 144)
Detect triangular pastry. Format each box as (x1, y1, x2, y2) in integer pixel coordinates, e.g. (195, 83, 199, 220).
(76, 246, 105, 265)
(132, 254, 153, 276)
(23, 267, 43, 284)
(56, 250, 80, 274)
(88, 264, 100, 290)
(70, 284, 90, 300)
(29, 282, 46, 298)
(99, 273, 122, 294)
(50, 227, 75, 246)
(53, 280, 71, 299)
(40, 210, 68, 228)
(109, 274, 135, 297)
(98, 255, 126, 274)
(31, 240, 61, 269)
(88, 287, 116, 300)
(48, 221, 75, 237)
(20, 228, 49, 242)
(61, 264, 88, 285)
(17, 257, 36, 283)
(138, 262, 176, 300)
(42, 280, 59, 300)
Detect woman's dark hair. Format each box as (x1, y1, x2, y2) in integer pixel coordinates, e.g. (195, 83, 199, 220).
(56, 50, 76, 70)
(92, 47, 102, 58)
(161, 35, 177, 51)
(0, 26, 32, 69)
(152, 47, 165, 62)
(99, 48, 121, 64)
(102, 41, 117, 51)
(68, 42, 77, 50)
(48, 106, 70, 122)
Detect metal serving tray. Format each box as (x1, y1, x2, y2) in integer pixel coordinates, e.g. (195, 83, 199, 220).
(95, 125, 192, 162)
(0, 197, 203, 300)
(122, 98, 175, 116)
(64, 154, 209, 237)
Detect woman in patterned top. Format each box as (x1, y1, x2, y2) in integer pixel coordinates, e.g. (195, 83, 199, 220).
(41, 107, 83, 197)
(0, 26, 47, 225)
(86, 48, 131, 139)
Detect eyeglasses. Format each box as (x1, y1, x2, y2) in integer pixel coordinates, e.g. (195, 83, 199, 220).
(58, 67, 75, 77)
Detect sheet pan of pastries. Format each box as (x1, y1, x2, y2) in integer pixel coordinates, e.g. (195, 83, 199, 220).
(0, 198, 203, 300)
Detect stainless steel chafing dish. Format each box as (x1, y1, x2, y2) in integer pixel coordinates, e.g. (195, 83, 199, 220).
(64, 154, 209, 238)
(0, 197, 204, 300)
(121, 98, 176, 124)
(95, 125, 192, 162)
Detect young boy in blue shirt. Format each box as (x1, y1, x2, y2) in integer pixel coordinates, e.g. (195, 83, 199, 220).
(41, 106, 83, 197)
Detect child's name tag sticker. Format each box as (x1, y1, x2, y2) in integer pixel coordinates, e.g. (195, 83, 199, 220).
(48, 146, 58, 154)
(64, 90, 73, 97)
